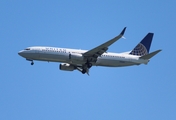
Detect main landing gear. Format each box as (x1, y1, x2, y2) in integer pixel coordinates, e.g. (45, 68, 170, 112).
(81, 61, 92, 74)
(82, 69, 86, 74)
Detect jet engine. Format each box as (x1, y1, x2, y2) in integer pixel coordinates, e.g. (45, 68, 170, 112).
(59, 63, 75, 71)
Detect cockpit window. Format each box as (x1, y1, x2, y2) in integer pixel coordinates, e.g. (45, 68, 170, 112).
(24, 48, 30, 50)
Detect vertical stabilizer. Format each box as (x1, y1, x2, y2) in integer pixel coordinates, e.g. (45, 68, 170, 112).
(129, 33, 153, 56)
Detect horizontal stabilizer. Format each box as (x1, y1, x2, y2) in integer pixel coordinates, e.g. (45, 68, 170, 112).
(140, 50, 162, 59)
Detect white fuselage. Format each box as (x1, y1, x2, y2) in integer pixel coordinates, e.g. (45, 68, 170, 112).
(18, 46, 149, 67)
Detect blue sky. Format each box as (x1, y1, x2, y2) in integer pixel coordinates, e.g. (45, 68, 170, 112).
(0, 0, 176, 120)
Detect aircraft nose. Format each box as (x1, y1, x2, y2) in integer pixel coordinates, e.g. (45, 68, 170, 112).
(18, 51, 23, 56)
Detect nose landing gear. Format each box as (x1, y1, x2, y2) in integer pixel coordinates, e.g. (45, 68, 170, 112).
(31, 61, 34, 65)
(26, 59, 34, 65)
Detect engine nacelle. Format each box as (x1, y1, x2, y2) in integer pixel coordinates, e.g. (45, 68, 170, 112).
(69, 53, 84, 61)
(59, 63, 75, 71)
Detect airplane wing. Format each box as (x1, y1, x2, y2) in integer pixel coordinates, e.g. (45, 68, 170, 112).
(76, 27, 126, 75)
(83, 27, 126, 58)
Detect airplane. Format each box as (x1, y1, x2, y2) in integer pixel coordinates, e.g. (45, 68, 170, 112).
(18, 27, 161, 75)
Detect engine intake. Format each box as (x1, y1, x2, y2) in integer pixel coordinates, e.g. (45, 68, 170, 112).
(59, 63, 75, 71)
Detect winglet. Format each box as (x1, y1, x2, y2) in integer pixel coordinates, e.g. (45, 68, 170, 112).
(120, 27, 127, 36)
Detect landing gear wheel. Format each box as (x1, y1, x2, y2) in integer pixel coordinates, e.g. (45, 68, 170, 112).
(86, 62, 92, 68)
(82, 69, 86, 74)
(31, 61, 34, 65)
(85, 59, 92, 68)
(87, 63, 92, 68)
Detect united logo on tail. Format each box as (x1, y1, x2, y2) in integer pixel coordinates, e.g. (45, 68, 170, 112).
(130, 33, 153, 56)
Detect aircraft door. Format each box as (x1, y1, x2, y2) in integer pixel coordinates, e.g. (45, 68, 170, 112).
(35, 48, 42, 58)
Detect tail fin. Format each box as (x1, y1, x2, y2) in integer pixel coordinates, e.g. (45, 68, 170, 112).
(129, 33, 153, 56)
